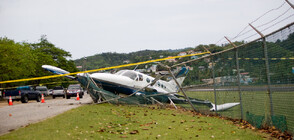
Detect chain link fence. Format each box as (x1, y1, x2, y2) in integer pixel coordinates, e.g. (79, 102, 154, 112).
(183, 22, 294, 134)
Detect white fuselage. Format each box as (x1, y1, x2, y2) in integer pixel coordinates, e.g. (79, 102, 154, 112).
(90, 70, 179, 95)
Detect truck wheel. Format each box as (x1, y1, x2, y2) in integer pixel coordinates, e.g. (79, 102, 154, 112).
(52, 95, 55, 99)
(80, 95, 83, 98)
(63, 95, 65, 98)
(36, 95, 41, 102)
(66, 96, 70, 99)
(21, 95, 28, 103)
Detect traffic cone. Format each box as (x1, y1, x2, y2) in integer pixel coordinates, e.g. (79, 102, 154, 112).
(8, 96, 13, 106)
(41, 94, 45, 103)
(76, 92, 80, 101)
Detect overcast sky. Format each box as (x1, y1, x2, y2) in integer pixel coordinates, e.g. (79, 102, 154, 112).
(1, 0, 293, 59)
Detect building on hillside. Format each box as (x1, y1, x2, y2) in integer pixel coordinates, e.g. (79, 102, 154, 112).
(166, 56, 177, 63)
(178, 52, 187, 56)
(178, 52, 187, 59)
(191, 56, 198, 59)
(155, 71, 170, 75)
(136, 69, 146, 73)
(150, 64, 157, 72)
(76, 66, 82, 69)
(187, 50, 195, 54)
(123, 60, 130, 64)
(201, 74, 253, 86)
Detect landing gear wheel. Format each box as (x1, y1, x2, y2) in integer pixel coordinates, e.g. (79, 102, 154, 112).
(21, 95, 28, 103)
(36, 95, 41, 102)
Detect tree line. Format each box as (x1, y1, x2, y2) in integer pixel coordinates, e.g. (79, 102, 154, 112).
(0, 35, 78, 88)
(76, 33, 294, 86)
(1, 32, 293, 89)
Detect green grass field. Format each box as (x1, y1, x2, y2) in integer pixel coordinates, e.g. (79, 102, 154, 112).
(184, 90, 294, 134)
(0, 104, 270, 140)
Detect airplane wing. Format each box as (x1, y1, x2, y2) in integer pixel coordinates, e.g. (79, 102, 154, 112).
(42, 65, 76, 79)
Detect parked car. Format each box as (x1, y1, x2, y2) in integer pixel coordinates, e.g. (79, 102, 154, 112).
(36, 86, 49, 96)
(48, 89, 53, 95)
(3, 86, 41, 103)
(66, 84, 84, 99)
(52, 86, 65, 99)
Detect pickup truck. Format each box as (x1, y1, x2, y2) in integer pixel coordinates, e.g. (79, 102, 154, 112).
(3, 86, 41, 103)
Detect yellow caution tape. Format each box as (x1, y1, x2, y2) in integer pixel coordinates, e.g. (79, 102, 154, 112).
(0, 52, 210, 84)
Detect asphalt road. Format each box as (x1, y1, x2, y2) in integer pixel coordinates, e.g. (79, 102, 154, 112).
(0, 93, 93, 136)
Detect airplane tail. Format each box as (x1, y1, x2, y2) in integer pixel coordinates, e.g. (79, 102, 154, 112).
(210, 102, 240, 111)
(168, 67, 189, 91)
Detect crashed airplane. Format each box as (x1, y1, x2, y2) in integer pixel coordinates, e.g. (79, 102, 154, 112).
(42, 65, 239, 111)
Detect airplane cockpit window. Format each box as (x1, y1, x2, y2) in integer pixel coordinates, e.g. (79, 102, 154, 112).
(122, 71, 137, 80)
(146, 78, 150, 83)
(115, 70, 126, 75)
(138, 74, 143, 81)
(157, 82, 161, 87)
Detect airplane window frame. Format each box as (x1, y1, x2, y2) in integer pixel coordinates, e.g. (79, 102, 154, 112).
(122, 71, 137, 80)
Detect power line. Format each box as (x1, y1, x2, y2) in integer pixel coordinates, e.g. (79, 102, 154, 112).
(222, 1, 288, 42)
(256, 7, 292, 28)
(214, 37, 225, 45)
(260, 14, 294, 33)
(250, 1, 287, 24)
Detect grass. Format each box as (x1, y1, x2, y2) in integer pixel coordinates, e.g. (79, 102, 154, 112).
(0, 104, 269, 140)
(184, 90, 294, 133)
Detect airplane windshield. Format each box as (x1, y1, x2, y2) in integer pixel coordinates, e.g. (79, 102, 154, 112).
(115, 70, 126, 75)
(122, 71, 137, 80)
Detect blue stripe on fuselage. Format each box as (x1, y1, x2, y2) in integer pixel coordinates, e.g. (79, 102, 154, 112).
(93, 79, 136, 95)
(45, 68, 66, 75)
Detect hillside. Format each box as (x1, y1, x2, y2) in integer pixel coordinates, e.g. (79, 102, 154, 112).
(74, 33, 294, 86)
(74, 49, 191, 70)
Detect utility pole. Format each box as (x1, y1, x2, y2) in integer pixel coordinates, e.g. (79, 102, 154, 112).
(83, 57, 87, 71)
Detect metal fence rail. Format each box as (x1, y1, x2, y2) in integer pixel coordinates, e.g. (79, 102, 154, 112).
(182, 22, 294, 134)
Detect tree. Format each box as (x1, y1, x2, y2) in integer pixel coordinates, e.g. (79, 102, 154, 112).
(0, 36, 78, 88)
(0, 37, 36, 86)
(30, 35, 78, 87)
